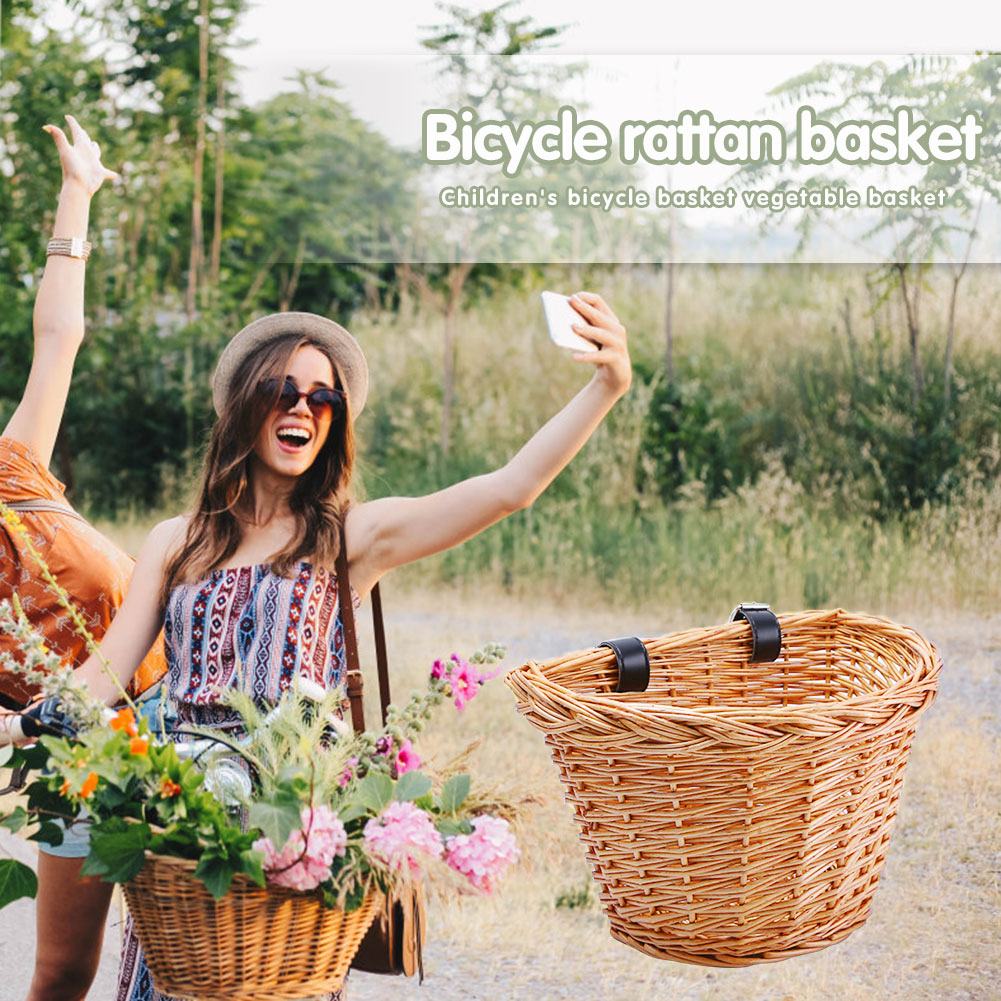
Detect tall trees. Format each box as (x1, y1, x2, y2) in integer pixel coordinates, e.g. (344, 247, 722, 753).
(415, 1, 575, 460)
(0, 0, 415, 510)
(738, 55, 1001, 413)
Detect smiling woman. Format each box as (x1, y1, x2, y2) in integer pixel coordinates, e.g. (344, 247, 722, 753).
(57, 283, 630, 1000)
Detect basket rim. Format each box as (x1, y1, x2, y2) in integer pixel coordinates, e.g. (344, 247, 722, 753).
(129, 850, 381, 908)
(506, 607, 941, 729)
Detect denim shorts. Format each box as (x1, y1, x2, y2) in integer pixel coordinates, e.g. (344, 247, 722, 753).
(38, 814, 91, 859)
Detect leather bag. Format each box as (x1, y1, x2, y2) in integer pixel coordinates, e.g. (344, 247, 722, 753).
(335, 535, 426, 980)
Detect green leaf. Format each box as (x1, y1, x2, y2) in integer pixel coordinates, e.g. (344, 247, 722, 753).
(439, 774, 471, 814)
(0, 859, 37, 908)
(38, 737, 77, 764)
(28, 820, 63, 847)
(342, 880, 366, 914)
(247, 791, 302, 850)
(357, 771, 393, 814)
(85, 823, 150, 883)
(79, 853, 110, 879)
(394, 770, 432, 803)
(436, 817, 473, 839)
(434, 816, 472, 840)
(194, 854, 239, 900)
(0, 807, 28, 833)
(238, 848, 266, 888)
(13, 743, 50, 771)
(337, 800, 368, 824)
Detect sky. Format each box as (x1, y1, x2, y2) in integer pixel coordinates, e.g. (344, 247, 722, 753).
(230, 0, 995, 141)
(231, 0, 995, 58)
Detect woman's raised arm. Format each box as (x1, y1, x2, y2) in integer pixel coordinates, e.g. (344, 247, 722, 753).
(2, 115, 119, 468)
(346, 291, 631, 594)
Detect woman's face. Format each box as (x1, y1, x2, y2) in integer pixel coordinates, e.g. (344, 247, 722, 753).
(250, 344, 338, 481)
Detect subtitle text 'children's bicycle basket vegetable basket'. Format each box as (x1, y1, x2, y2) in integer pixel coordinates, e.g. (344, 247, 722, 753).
(506, 606, 940, 967)
(123, 852, 382, 1001)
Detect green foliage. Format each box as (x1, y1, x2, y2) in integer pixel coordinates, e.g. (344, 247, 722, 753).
(80, 817, 151, 883)
(640, 375, 765, 502)
(0, 859, 37, 909)
(394, 770, 433, 802)
(356, 771, 394, 814)
(555, 878, 595, 910)
(247, 789, 302, 851)
(438, 773, 471, 813)
(1, 653, 502, 911)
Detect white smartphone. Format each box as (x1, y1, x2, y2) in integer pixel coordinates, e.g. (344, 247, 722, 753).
(541, 290, 599, 353)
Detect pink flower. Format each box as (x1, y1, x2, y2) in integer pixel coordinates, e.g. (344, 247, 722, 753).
(254, 804, 347, 892)
(339, 757, 359, 788)
(363, 801, 443, 876)
(447, 654, 492, 711)
(431, 653, 500, 708)
(394, 739, 421, 775)
(449, 664, 477, 710)
(444, 815, 519, 894)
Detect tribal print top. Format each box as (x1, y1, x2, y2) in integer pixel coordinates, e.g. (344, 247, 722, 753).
(116, 559, 355, 1001)
(162, 560, 357, 727)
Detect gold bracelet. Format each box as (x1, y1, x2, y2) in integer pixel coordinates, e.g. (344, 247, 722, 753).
(46, 237, 92, 261)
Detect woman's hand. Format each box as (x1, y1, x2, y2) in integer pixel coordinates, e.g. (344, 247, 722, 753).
(42, 114, 119, 197)
(568, 291, 632, 397)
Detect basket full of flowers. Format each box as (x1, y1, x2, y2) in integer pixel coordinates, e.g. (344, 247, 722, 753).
(0, 580, 518, 1001)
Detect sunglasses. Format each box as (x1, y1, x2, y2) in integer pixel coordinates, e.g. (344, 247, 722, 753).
(258, 377, 346, 420)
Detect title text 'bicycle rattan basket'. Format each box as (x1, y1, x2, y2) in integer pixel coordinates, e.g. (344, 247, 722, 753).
(506, 608, 940, 967)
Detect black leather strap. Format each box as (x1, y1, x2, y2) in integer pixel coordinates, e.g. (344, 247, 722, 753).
(729, 603, 782, 662)
(0, 761, 28, 796)
(599, 636, 650, 693)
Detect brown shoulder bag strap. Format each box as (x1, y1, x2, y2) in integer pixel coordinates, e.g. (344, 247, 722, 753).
(335, 523, 391, 732)
(370, 582, 391, 725)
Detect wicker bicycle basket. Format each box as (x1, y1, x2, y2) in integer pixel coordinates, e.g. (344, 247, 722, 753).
(122, 853, 382, 1001)
(506, 608, 940, 968)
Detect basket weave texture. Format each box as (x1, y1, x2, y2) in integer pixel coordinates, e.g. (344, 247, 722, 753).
(506, 609, 940, 967)
(123, 852, 381, 1001)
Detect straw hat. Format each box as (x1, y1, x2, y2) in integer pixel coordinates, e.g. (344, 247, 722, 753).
(211, 312, 369, 417)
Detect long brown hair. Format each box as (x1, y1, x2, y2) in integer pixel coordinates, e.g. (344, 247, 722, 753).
(160, 333, 356, 608)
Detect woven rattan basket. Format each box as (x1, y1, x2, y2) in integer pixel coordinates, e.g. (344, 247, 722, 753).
(123, 852, 381, 1001)
(506, 608, 940, 967)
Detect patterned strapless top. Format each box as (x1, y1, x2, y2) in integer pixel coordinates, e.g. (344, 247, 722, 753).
(163, 561, 357, 729)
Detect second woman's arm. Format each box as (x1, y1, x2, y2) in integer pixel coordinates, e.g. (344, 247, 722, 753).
(2, 115, 118, 468)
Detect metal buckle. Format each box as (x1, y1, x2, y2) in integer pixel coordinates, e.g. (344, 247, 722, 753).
(729, 601, 771, 622)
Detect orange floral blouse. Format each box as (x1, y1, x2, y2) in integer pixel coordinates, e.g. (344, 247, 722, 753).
(0, 436, 166, 705)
